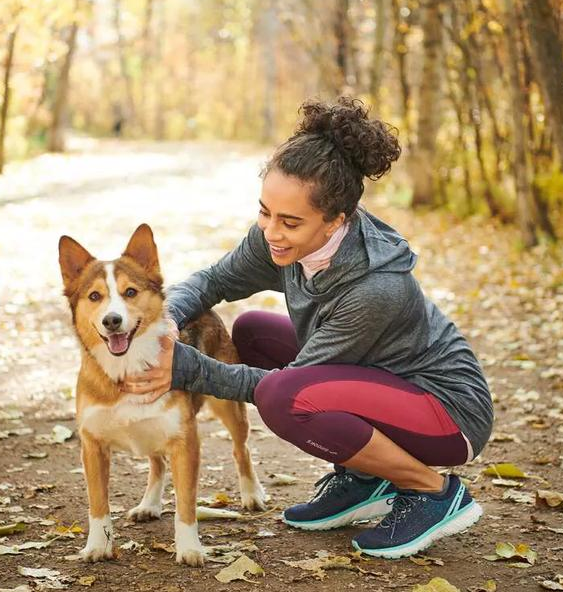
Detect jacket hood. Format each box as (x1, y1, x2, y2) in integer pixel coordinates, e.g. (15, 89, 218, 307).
(293, 208, 418, 300)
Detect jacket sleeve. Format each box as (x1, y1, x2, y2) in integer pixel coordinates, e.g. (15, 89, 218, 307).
(170, 341, 270, 404)
(166, 224, 282, 330)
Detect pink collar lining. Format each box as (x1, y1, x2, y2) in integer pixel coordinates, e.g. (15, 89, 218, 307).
(298, 222, 350, 280)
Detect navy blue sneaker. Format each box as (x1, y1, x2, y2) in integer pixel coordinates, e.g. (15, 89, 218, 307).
(352, 475, 483, 559)
(283, 466, 397, 531)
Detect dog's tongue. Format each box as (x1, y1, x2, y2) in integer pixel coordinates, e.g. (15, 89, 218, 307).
(107, 333, 129, 354)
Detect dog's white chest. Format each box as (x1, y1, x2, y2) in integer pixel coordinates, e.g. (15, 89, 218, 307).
(80, 395, 182, 456)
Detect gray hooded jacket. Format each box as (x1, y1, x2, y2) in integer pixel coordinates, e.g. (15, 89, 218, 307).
(167, 209, 494, 456)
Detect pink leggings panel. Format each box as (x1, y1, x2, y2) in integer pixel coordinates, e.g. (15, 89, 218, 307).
(233, 311, 469, 466)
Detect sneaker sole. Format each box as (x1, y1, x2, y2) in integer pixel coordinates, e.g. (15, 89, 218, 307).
(282, 495, 395, 531)
(352, 500, 483, 558)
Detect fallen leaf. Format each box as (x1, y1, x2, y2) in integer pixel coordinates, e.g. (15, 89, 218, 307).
(483, 463, 528, 479)
(196, 506, 242, 520)
(51, 425, 73, 443)
(256, 528, 275, 537)
(536, 490, 563, 509)
(409, 554, 445, 566)
(269, 473, 298, 485)
(215, 554, 264, 583)
(467, 581, 497, 592)
(282, 552, 358, 580)
(151, 541, 175, 554)
(490, 432, 521, 443)
(540, 575, 563, 590)
(412, 577, 461, 591)
(503, 489, 535, 505)
(541, 582, 563, 591)
(22, 452, 48, 460)
(18, 567, 61, 579)
(0, 545, 21, 555)
(492, 478, 523, 488)
(483, 542, 537, 566)
(78, 576, 96, 587)
(0, 522, 26, 535)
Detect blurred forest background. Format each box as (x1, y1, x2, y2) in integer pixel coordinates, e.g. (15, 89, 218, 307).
(1, 0, 562, 246)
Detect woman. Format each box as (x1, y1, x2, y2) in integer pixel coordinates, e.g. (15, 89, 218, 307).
(123, 97, 494, 559)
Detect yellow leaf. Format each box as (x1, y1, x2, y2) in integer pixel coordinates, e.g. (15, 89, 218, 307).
(412, 577, 461, 591)
(78, 576, 96, 586)
(214, 554, 264, 583)
(483, 463, 528, 479)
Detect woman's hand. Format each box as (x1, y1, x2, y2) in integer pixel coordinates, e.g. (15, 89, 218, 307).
(120, 320, 179, 404)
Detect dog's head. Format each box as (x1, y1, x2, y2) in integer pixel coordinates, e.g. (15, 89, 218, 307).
(58, 224, 165, 358)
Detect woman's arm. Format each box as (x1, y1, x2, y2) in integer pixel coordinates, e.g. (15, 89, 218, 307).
(166, 224, 282, 330)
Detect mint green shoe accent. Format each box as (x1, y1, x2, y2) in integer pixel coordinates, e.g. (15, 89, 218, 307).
(283, 493, 396, 531)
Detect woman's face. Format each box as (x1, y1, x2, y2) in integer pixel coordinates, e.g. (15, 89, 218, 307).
(258, 169, 345, 266)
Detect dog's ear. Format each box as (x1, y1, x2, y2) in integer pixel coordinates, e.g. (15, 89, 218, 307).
(59, 236, 95, 290)
(122, 224, 160, 273)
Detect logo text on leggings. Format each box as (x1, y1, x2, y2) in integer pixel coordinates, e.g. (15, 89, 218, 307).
(306, 439, 338, 455)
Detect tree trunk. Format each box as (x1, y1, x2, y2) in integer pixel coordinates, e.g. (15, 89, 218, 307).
(47, 19, 78, 153)
(261, 0, 277, 143)
(410, 0, 442, 207)
(505, 0, 541, 247)
(333, 0, 350, 94)
(523, 0, 563, 164)
(140, 0, 154, 132)
(0, 26, 18, 174)
(113, 0, 137, 132)
(390, 0, 412, 148)
(370, 0, 387, 107)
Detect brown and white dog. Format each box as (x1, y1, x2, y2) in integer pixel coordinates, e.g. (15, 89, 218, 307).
(58, 224, 266, 566)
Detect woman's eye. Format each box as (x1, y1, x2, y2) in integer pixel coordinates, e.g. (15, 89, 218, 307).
(284, 223, 298, 229)
(88, 291, 101, 302)
(125, 287, 138, 298)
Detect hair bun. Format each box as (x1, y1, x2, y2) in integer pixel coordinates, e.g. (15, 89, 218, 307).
(296, 97, 401, 179)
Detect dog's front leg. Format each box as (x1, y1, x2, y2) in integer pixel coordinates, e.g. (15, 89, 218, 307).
(168, 417, 205, 566)
(80, 430, 113, 562)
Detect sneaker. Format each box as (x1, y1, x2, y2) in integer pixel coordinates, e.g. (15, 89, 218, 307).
(351, 475, 483, 559)
(282, 466, 397, 531)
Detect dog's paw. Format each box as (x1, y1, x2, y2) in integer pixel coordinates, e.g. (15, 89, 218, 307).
(80, 544, 114, 562)
(127, 504, 162, 522)
(176, 547, 206, 567)
(175, 519, 204, 567)
(241, 480, 267, 511)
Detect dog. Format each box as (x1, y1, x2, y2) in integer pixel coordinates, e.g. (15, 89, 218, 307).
(58, 223, 266, 566)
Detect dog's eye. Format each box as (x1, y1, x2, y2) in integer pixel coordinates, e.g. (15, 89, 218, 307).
(88, 291, 101, 302)
(125, 287, 138, 298)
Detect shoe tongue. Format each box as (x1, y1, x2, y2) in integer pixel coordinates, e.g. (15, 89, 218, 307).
(107, 333, 129, 354)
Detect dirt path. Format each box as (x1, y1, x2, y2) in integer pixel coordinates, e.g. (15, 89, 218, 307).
(1, 139, 562, 592)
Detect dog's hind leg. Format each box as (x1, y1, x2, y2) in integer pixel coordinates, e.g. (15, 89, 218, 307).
(127, 455, 166, 522)
(208, 399, 267, 511)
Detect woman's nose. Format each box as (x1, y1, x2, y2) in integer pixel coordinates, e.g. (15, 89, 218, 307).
(263, 221, 282, 242)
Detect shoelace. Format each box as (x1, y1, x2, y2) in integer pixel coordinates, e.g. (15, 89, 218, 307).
(379, 493, 425, 538)
(311, 466, 351, 502)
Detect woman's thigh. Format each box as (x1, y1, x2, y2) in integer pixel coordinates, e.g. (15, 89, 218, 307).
(232, 311, 299, 370)
(255, 364, 470, 467)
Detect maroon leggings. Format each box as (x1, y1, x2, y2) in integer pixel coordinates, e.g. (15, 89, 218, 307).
(233, 311, 470, 467)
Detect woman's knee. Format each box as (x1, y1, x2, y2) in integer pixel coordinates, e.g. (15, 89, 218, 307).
(254, 371, 298, 439)
(232, 311, 263, 347)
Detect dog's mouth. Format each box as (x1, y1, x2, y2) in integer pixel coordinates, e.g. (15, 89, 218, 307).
(98, 320, 141, 356)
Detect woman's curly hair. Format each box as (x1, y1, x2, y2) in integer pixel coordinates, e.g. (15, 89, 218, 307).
(262, 97, 401, 220)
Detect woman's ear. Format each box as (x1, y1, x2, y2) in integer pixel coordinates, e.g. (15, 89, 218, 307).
(326, 213, 346, 237)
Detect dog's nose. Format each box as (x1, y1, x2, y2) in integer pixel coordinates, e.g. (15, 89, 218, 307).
(102, 312, 123, 331)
